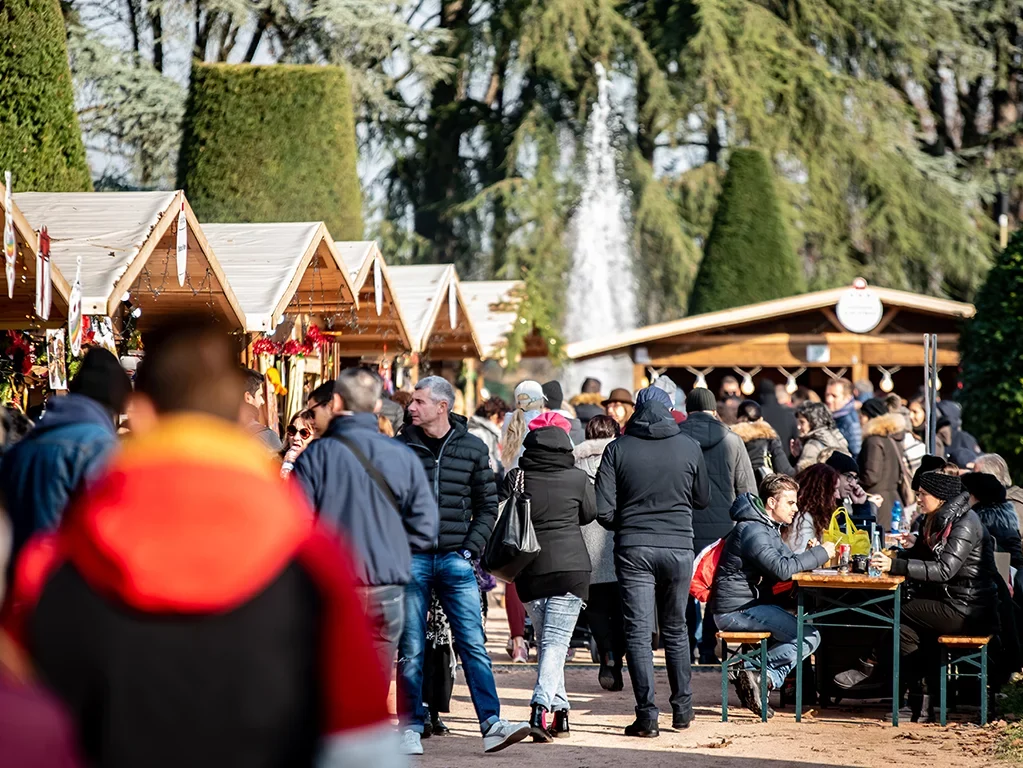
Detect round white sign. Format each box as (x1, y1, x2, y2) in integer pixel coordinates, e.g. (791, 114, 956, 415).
(835, 283, 883, 334)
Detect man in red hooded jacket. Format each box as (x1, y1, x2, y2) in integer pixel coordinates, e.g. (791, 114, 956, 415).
(3, 317, 400, 768)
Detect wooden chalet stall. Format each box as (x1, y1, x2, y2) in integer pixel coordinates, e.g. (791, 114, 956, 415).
(0, 179, 72, 328)
(564, 283, 974, 397)
(14, 191, 245, 333)
(388, 264, 483, 412)
(203, 222, 359, 420)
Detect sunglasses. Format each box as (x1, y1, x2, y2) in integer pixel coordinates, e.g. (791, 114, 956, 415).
(287, 426, 312, 439)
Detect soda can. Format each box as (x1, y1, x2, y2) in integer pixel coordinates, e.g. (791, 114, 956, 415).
(838, 543, 851, 573)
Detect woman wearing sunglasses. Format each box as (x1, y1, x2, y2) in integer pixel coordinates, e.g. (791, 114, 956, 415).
(281, 411, 316, 478)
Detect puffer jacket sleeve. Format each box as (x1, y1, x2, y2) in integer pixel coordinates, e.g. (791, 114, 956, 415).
(890, 512, 983, 583)
(742, 525, 828, 581)
(595, 441, 619, 529)
(462, 445, 498, 557)
(730, 434, 757, 496)
(768, 437, 795, 476)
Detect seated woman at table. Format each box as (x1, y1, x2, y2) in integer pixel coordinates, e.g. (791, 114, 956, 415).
(786, 463, 840, 552)
(834, 470, 999, 721)
(710, 474, 835, 718)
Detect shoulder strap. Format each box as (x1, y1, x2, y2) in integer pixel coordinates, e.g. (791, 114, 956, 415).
(331, 435, 402, 515)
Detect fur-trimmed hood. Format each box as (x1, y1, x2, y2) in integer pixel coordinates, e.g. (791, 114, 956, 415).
(863, 413, 906, 439)
(570, 392, 605, 407)
(731, 420, 778, 444)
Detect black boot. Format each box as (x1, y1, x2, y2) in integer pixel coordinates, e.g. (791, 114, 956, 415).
(530, 703, 553, 743)
(611, 656, 624, 692)
(598, 652, 615, 691)
(548, 709, 570, 738)
(430, 710, 450, 736)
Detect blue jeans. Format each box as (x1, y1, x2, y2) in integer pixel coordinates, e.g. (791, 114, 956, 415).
(524, 594, 584, 711)
(398, 553, 501, 734)
(714, 604, 821, 690)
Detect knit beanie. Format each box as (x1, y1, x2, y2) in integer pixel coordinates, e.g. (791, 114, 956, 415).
(69, 348, 132, 415)
(541, 381, 564, 411)
(861, 398, 888, 420)
(917, 470, 962, 502)
(962, 472, 1007, 506)
(635, 386, 673, 410)
(686, 387, 717, 414)
(528, 412, 572, 434)
(911, 454, 948, 491)
(825, 450, 858, 475)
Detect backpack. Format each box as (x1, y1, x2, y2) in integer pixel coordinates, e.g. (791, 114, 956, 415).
(690, 535, 730, 602)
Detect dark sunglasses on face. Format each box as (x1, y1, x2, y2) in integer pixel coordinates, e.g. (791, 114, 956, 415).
(287, 426, 312, 439)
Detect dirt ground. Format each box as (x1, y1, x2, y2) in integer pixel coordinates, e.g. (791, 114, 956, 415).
(405, 605, 1011, 768)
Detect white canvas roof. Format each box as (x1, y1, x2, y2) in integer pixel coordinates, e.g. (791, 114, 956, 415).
(461, 280, 524, 359)
(388, 264, 482, 357)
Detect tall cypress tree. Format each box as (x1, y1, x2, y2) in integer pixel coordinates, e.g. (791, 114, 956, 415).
(178, 64, 363, 240)
(0, 0, 92, 191)
(688, 149, 802, 315)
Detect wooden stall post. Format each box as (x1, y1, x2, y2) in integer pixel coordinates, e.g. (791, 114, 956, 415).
(463, 357, 477, 416)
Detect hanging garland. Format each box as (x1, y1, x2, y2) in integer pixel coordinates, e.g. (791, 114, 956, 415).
(252, 325, 330, 357)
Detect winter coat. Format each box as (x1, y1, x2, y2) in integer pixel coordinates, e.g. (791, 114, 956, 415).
(570, 393, 606, 426)
(595, 401, 710, 551)
(292, 413, 439, 586)
(398, 413, 499, 557)
(1, 395, 118, 565)
(551, 409, 585, 445)
(831, 400, 862, 458)
(891, 493, 999, 620)
(795, 426, 850, 472)
(758, 391, 799, 462)
(708, 493, 829, 616)
(858, 413, 907, 529)
(937, 400, 981, 467)
(468, 415, 502, 475)
(731, 420, 794, 479)
(973, 500, 1023, 573)
(503, 427, 596, 601)
(574, 437, 617, 584)
(1008, 486, 1023, 533)
(679, 412, 758, 551)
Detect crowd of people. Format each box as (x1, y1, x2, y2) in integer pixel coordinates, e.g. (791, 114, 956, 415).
(0, 320, 1020, 766)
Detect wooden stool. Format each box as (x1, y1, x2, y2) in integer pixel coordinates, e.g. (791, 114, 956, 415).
(938, 635, 991, 726)
(717, 631, 771, 722)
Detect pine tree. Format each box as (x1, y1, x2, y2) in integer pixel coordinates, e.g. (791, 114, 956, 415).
(688, 149, 802, 315)
(0, 0, 92, 191)
(959, 232, 1023, 477)
(178, 64, 363, 240)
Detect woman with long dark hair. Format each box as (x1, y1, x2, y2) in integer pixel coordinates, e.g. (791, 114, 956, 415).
(786, 463, 841, 552)
(791, 401, 849, 472)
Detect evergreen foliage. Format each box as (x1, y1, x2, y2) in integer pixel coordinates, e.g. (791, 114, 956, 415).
(178, 64, 362, 240)
(959, 232, 1023, 477)
(689, 149, 802, 315)
(0, 0, 91, 191)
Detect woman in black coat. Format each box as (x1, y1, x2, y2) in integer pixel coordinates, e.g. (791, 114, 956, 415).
(733, 400, 794, 479)
(857, 398, 908, 530)
(836, 471, 999, 721)
(500, 421, 596, 742)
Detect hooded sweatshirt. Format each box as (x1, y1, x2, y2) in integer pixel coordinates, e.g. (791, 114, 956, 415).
(595, 401, 710, 550)
(3, 415, 395, 768)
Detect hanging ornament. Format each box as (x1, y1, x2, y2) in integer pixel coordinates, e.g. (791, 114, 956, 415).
(448, 277, 457, 329)
(733, 366, 762, 396)
(36, 227, 52, 320)
(877, 366, 901, 394)
(373, 256, 383, 316)
(68, 256, 82, 357)
(778, 367, 806, 395)
(4, 171, 15, 299)
(175, 201, 187, 287)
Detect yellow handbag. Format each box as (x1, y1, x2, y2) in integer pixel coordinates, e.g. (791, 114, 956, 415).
(822, 507, 871, 556)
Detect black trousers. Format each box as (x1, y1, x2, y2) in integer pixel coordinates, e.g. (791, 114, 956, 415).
(899, 598, 974, 695)
(616, 546, 694, 723)
(584, 582, 627, 663)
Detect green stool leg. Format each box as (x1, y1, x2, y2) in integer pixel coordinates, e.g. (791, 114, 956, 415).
(721, 642, 729, 723)
(981, 645, 989, 726)
(940, 651, 948, 727)
(759, 639, 769, 723)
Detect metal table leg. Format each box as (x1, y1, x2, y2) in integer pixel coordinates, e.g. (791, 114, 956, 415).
(796, 588, 805, 723)
(891, 585, 901, 727)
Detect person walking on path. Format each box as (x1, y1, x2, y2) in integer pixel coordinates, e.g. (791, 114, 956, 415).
(501, 380, 546, 471)
(857, 397, 908, 530)
(757, 379, 798, 457)
(595, 389, 710, 737)
(791, 401, 850, 472)
(710, 475, 834, 717)
(504, 416, 596, 742)
(575, 414, 627, 692)
(570, 378, 606, 427)
(304, 380, 337, 438)
(397, 376, 530, 756)
(542, 380, 584, 444)
(1, 348, 131, 567)
(732, 399, 794, 479)
(602, 388, 635, 434)
(825, 378, 861, 459)
(240, 368, 283, 452)
(679, 388, 757, 665)
(468, 396, 509, 478)
(293, 368, 439, 668)
(3, 318, 400, 768)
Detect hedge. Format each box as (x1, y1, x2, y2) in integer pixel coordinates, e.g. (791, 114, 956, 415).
(0, 0, 92, 191)
(178, 64, 363, 240)
(688, 148, 802, 315)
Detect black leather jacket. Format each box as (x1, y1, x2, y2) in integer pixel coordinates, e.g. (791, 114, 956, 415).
(890, 492, 999, 618)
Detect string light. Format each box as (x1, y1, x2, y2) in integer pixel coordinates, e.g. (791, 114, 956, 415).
(685, 366, 713, 390)
(733, 366, 762, 396)
(778, 367, 806, 394)
(877, 365, 901, 393)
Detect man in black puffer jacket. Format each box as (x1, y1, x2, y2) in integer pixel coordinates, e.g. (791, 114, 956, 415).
(595, 392, 710, 738)
(396, 376, 529, 756)
(709, 476, 833, 717)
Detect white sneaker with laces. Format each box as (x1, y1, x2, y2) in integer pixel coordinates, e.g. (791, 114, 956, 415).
(482, 719, 530, 753)
(400, 729, 424, 756)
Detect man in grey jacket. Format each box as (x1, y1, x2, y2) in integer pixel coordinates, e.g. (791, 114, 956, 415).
(679, 387, 757, 664)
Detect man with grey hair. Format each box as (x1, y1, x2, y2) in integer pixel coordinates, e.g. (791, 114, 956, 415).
(397, 376, 529, 755)
(293, 367, 439, 669)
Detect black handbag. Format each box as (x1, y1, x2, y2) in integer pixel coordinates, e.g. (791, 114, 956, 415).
(482, 468, 540, 582)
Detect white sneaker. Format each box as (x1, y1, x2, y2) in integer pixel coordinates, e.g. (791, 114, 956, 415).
(400, 729, 424, 756)
(482, 720, 530, 753)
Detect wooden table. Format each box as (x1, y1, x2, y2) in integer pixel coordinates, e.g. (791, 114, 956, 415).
(793, 571, 906, 726)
